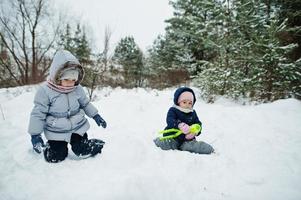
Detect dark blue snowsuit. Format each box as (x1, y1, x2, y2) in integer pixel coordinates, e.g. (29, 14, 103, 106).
(154, 87, 214, 154)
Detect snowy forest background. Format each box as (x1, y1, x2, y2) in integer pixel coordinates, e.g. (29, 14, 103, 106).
(0, 0, 300, 102)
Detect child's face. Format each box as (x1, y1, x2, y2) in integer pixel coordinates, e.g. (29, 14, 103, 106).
(61, 79, 76, 87)
(179, 100, 193, 109)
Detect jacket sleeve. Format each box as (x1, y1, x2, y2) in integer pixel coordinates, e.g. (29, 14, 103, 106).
(166, 107, 180, 129)
(77, 85, 98, 118)
(193, 111, 202, 125)
(193, 111, 203, 135)
(28, 86, 49, 135)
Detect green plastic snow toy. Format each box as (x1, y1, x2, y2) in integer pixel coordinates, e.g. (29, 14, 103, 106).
(158, 123, 202, 140)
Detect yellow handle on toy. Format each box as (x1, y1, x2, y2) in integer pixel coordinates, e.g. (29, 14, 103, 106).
(190, 124, 202, 135)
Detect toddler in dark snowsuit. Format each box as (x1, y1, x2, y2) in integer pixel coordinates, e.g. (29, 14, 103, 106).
(154, 87, 214, 154)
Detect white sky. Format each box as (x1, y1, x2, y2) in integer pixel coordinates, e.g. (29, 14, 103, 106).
(54, 0, 173, 53)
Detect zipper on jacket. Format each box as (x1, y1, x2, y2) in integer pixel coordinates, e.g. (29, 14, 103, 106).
(66, 93, 72, 129)
(67, 93, 71, 118)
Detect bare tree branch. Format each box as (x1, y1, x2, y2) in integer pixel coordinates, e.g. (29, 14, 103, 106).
(0, 0, 62, 85)
(0, 32, 25, 79)
(0, 57, 22, 85)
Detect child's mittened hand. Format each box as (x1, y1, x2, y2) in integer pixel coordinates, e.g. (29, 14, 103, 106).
(178, 122, 190, 134)
(185, 133, 195, 140)
(31, 134, 45, 154)
(93, 114, 107, 128)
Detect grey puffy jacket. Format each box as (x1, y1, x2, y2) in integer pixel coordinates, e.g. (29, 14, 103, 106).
(28, 50, 98, 142)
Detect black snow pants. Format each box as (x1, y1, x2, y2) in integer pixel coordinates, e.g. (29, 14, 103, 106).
(43, 133, 104, 163)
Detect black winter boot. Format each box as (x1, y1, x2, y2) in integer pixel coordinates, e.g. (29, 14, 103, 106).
(71, 133, 105, 158)
(43, 141, 68, 163)
(86, 139, 105, 156)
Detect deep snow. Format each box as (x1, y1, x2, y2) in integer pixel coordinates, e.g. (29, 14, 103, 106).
(0, 85, 300, 200)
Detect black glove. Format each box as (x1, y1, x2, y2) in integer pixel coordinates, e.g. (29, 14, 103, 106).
(31, 134, 45, 154)
(93, 114, 107, 128)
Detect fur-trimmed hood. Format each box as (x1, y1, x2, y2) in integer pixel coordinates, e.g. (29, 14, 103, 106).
(48, 50, 84, 85)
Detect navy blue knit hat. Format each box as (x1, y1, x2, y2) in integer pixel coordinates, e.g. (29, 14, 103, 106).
(173, 87, 196, 105)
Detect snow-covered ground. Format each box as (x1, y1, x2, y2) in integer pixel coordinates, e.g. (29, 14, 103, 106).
(0, 85, 300, 200)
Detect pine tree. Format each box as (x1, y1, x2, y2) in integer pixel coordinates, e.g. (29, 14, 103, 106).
(275, 0, 301, 61)
(58, 23, 91, 65)
(76, 30, 91, 65)
(293, 58, 301, 99)
(113, 36, 144, 87)
(59, 24, 74, 52)
(164, 0, 222, 75)
(148, 35, 173, 72)
(147, 0, 299, 101)
(193, 0, 245, 99)
(251, 18, 298, 101)
(195, 0, 298, 101)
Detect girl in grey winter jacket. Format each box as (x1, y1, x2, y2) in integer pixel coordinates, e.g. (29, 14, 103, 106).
(28, 50, 107, 163)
